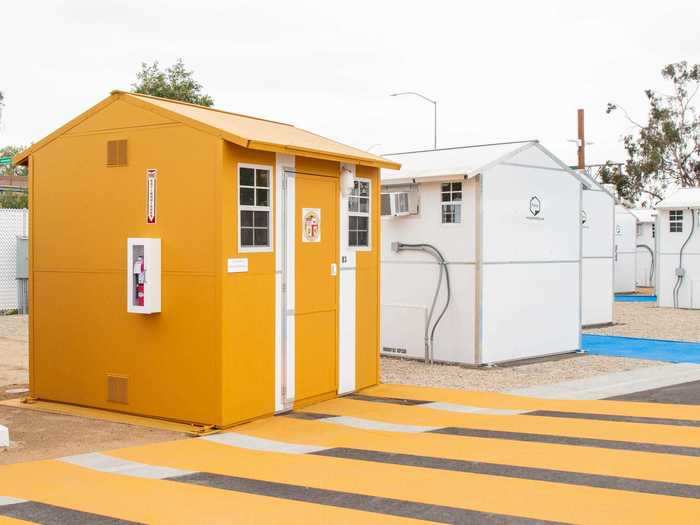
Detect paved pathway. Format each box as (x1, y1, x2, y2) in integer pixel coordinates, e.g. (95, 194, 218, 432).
(1, 383, 699, 524)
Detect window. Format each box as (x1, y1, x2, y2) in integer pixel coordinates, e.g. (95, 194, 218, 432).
(441, 182, 462, 224)
(380, 193, 391, 216)
(239, 165, 272, 250)
(349, 179, 370, 248)
(670, 210, 683, 233)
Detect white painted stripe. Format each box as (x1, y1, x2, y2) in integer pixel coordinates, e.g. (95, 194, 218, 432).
(508, 363, 700, 400)
(422, 402, 528, 415)
(0, 496, 27, 506)
(201, 432, 329, 454)
(322, 416, 439, 433)
(59, 452, 193, 479)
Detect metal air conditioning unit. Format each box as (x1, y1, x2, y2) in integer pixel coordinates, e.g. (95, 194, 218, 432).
(381, 190, 419, 217)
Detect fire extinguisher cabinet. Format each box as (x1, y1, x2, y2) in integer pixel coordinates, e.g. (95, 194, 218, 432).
(127, 238, 161, 314)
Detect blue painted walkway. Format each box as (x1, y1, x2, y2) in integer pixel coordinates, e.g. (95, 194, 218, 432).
(582, 334, 700, 364)
(614, 295, 657, 303)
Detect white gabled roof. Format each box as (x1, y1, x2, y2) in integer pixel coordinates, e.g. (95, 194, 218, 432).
(656, 188, 700, 209)
(630, 208, 656, 223)
(380, 141, 592, 188)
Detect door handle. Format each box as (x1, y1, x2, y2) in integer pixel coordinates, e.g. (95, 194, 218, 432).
(330, 263, 337, 276)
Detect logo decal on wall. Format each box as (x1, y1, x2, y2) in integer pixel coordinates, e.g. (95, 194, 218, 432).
(302, 208, 321, 243)
(581, 210, 588, 225)
(616, 224, 622, 236)
(529, 196, 541, 216)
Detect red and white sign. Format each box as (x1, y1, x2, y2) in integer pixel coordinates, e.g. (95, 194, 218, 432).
(146, 169, 157, 224)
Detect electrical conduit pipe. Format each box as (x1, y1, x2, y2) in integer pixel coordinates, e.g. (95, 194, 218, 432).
(391, 242, 451, 363)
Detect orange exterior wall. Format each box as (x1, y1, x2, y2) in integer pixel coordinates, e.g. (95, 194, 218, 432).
(29, 99, 222, 425)
(219, 142, 277, 426)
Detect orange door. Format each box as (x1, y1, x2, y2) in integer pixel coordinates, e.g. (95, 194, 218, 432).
(294, 174, 338, 404)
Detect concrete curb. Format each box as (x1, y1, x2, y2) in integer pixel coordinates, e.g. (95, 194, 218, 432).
(507, 363, 700, 400)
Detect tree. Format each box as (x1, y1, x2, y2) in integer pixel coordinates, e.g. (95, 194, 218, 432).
(131, 59, 214, 107)
(606, 61, 700, 205)
(0, 145, 27, 178)
(0, 191, 27, 209)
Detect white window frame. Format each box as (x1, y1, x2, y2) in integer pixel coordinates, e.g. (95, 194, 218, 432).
(440, 181, 463, 225)
(348, 178, 371, 251)
(238, 163, 274, 253)
(669, 209, 683, 233)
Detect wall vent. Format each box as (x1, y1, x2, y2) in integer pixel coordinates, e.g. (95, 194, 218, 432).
(107, 375, 128, 404)
(106, 140, 128, 167)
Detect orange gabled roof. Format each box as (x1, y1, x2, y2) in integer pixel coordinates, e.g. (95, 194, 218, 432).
(13, 91, 400, 170)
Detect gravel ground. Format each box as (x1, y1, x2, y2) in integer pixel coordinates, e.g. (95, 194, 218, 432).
(584, 302, 700, 342)
(381, 354, 659, 392)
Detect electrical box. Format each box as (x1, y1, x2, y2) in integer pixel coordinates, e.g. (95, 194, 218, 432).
(127, 238, 161, 314)
(16, 236, 28, 280)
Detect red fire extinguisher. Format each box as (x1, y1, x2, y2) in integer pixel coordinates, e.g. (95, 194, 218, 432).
(134, 256, 145, 306)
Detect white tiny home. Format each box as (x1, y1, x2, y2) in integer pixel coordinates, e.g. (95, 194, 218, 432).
(630, 208, 656, 288)
(380, 141, 591, 366)
(614, 205, 638, 294)
(580, 175, 615, 326)
(655, 188, 700, 308)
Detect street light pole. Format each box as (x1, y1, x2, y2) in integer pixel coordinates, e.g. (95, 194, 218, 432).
(390, 91, 437, 150)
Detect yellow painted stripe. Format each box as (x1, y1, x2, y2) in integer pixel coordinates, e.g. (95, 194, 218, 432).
(306, 398, 700, 447)
(365, 384, 700, 421)
(0, 461, 427, 525)
(232, 416, 700, 485)
(110, 436, 700, 525)
(0, 517, 34, 524)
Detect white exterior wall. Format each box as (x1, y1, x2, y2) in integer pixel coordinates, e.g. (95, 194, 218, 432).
(614, 206, 638, 293)
(636, 222, 655, 287)
(581, 189, 614, 326)
(657, 208, 700, 308)
(380, 178, 478, 364)
(479, 147, 581, 363)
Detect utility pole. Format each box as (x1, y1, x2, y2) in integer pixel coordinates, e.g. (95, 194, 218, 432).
(577, 108, 585, 170)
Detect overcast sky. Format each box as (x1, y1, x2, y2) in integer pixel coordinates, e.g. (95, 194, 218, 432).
(1, 0, 699, 166)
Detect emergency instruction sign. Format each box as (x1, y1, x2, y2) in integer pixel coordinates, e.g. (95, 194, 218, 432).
(147, 169, 157, 224)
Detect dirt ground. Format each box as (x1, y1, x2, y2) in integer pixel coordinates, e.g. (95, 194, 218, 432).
(584, 301, 700, 342)
(0, 403, 185, 465)
(0, 315, 28, 386)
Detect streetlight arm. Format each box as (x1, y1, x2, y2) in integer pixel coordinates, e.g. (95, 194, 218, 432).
(390, 91, 436, 105)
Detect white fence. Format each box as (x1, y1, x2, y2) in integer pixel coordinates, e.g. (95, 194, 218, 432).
(0, 208, 28, 311)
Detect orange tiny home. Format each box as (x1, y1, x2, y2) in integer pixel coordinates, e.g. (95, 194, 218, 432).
(13, 91, 399, 427)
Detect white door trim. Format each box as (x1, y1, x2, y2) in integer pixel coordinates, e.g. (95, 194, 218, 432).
(275, 154, 295, 412)
(338, 163, 357, 394)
